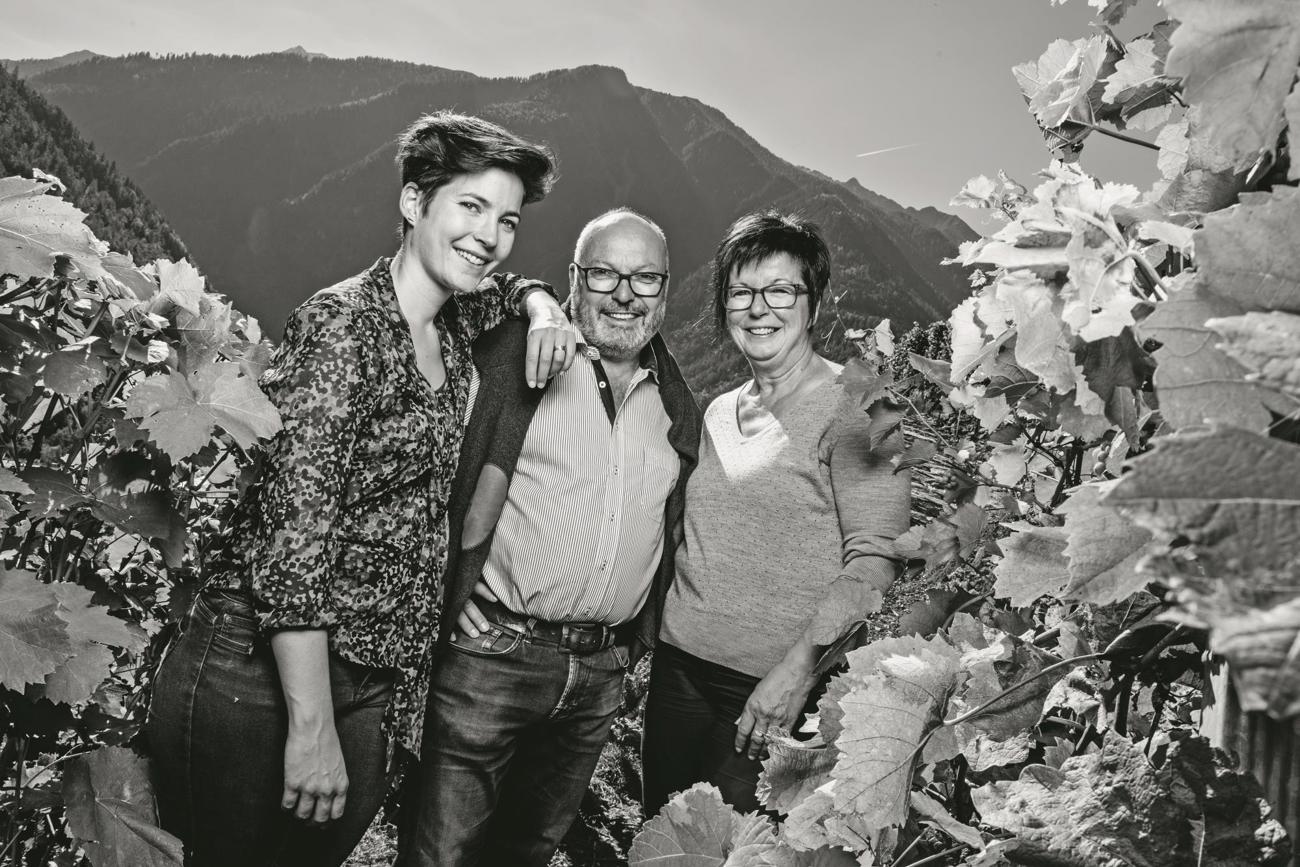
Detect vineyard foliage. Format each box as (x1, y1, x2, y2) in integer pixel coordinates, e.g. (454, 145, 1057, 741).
(630, 0, 1300, 864)
(0, 172, 278, 865)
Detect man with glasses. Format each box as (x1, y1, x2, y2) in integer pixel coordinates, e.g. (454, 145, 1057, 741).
(399, 208, 701, 867)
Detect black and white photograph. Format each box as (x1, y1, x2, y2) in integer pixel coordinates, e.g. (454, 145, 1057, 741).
(1, 1, 1298, 865)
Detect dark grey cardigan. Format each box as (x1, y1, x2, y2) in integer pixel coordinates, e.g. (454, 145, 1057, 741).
(438, 319, 702, 662)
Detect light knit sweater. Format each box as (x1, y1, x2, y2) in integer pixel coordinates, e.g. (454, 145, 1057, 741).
(659, 373, 911, 679)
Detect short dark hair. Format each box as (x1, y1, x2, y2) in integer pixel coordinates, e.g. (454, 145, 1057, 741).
(711, 210, 830, 333)
(395, 111, 556, 235)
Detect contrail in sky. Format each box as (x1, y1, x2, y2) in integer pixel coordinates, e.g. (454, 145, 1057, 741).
(855, 144, 919, 158)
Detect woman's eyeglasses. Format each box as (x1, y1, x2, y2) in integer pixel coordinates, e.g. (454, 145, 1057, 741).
(723, 282, 808, 310)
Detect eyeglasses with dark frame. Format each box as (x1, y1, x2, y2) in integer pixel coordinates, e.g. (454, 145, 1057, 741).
(723, 282, 809, 311)
(572, 263, 669, 297)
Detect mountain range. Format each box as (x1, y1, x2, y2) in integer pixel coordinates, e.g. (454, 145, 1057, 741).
(9, 51, 975, 394)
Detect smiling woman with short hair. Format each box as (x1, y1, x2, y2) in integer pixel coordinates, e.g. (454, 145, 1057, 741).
(643, 209, 913, 815)
(146, 112, 574, 867)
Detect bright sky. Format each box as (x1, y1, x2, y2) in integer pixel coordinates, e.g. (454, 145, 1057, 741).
(5, 0, 1165, 214)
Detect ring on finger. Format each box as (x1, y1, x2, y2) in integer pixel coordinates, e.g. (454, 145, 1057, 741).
(553, 345, 567, 353)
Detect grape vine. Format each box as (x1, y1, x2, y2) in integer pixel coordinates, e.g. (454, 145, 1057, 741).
(630, 0, 1300, 864)
(0, 173, 278, 866)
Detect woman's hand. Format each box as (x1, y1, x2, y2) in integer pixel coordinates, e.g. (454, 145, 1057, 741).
(734, 649, 818, 760)
(524, 290, 576, 388)
(282, 717, 349, 825)
(269, 630, 347, 825)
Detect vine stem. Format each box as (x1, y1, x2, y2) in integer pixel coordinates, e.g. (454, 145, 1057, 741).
(905, 651, 1107, 770)
(887, 832, 925, 867)
(903, 844, 968, 867)
(1070, 120, 1160, 151)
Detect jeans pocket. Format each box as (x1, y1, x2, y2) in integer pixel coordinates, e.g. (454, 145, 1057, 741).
(196, 593, 259, 655)
(448, 625, 524, 657)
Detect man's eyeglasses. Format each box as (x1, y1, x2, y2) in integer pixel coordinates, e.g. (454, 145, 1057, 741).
(723, 282, 809, 311)
(573, 264, 668, 297)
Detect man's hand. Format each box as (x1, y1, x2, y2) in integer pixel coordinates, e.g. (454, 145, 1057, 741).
(456, 580, 501, 638)
(734, 651, 817, 760)
(281, 718, 349, 825)
(524, 291, 576, 388)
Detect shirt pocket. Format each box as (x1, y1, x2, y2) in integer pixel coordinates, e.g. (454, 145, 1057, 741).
(635, 446, 678, 517)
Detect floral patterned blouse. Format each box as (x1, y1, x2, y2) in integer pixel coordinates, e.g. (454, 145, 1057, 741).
(203, 256, 548, 758)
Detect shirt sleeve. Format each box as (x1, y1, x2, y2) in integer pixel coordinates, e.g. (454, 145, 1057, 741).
(453, 272, 555, 342)
(803, 408, 913, 648)
(246, 299, 375, 630)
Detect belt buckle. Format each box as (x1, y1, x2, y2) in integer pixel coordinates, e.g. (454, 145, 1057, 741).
(560, 624, 606, 654)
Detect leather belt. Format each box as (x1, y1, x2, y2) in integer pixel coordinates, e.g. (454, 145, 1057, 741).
(475, 598, 632, 654)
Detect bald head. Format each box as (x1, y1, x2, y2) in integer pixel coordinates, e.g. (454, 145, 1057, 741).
(573, 208, 669, 270)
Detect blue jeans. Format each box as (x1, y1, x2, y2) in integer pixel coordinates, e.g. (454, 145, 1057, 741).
(398, 614, 630, 866)
(146, 590, 395, 867)
(642, 642, 766, 817)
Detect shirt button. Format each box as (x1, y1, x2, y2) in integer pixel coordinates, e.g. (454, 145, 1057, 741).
(598, 382, 607, 389)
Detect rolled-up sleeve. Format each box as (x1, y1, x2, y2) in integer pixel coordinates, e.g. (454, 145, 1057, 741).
(247, 300, 374, 630)
(455, 272, 554, 341)
(804, 412, 912, 647)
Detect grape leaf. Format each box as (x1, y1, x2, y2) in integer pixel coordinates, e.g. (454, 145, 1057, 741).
(910, 790, 983, 849)
(1059, 484, 1154, 605)
(1198, 188, 1300, 314)
(832, 646, 963, 830)
(0, 467, 33, 495)
(628, 782, 742, 866)
(758, 735, 836, 815)
(19, 467, 91, 516)
(995, 271, 1074, 393)
(1288, 77, 1300, 182)
(0, 569, 71, 688)
(176, 294, 234, 375)
(126, 371, 212, 461)
(126, 364, 280, 461)
(1105, 427, 1300, 575)
(1165, 0, 1300, 172)
(149, 258, 206, 318)
(1141, 276, 1285, 431)
(0, 177, 112, 284)
(992, 527, 1069, 607)
(52, 583, 145, 652)
(1101, 36, 1166, 104)
(63, 747, 184, 867)
(191, 362, 281, 450)
(906, 353, 953, 390)
(1090, 0, 1138, 25)
(972, 733, 1290, 867)
(1207, 311, 1300, 400)
(1013, 36, 1112, 130)
(44, 343, 109, 399)
(42, 642, 114, 707)
(1211, 597, 1300, 716)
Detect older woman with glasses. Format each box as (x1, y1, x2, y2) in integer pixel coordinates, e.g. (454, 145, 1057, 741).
(642, 210, 911, 815)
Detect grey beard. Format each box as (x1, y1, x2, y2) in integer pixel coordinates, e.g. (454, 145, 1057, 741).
(574, 300, 664, 362)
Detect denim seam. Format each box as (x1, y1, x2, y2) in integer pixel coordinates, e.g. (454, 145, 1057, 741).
(548, 653, 581, 720)
(180, 606, 221, 852)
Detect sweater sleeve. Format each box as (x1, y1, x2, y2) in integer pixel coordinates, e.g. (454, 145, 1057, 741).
(454, 272, 554, 342)
(247, 299, 375, 630)
(802, 408, 912, 648)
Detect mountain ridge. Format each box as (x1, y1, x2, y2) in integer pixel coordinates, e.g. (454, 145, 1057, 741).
(19, 52, 975, 389)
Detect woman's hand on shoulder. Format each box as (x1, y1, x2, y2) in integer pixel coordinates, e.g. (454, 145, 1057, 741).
(734, 647, 818, 760)
(523, 291, 577, 388)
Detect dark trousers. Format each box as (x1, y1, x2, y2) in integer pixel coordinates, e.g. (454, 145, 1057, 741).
(146, 590, 395, 867)
(642, 641, 768, 817)
(398, 614, 630, 867)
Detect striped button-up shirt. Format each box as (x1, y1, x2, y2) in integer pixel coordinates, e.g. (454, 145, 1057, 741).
(481, 345, 677, 624)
